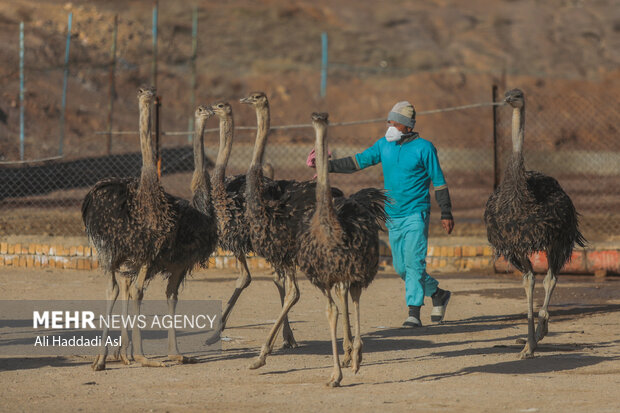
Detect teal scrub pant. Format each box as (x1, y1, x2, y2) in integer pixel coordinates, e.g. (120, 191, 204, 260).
(387, 211, 438, 307)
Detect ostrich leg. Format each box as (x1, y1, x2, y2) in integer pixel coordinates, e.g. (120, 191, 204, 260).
(536, 268, 557, 342)
(349, 283, 364, 374)
(115, 276, 133, 365)
(166, 268, 196, 364)
(248, 270, 300, 369)
(132, 265, 166, 367)
(220, 255, 252, 331)
(92, 271, 120, 371)
(334, 282, 353, 367)
(324, 289, 342, 387)
(273, 271, 298, 349)
(519, 264, 537, 359)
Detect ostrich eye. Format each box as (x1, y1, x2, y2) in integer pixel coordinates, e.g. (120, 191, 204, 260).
(218, 104, 224, 108)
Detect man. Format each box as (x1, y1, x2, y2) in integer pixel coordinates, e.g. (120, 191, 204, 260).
(307, 101, 454, 327)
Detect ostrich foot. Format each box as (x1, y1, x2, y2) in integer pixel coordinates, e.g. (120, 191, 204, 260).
(248, 357, 266, 370)
(111, 346, 132, 365)
(518, 344, 536, 359)
(91, 355, 106, 371)
(281, 332, 298, 349)
(326, 372, 342, 388)
(119, 354, 132, 365)
(280, 339, 299, 350)
(134, 355, 166, 367)
(204, 333, 221, 346)
(168, 354, 197, 364)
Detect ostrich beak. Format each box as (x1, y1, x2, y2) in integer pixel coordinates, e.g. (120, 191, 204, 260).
(239, 97, 252, 104)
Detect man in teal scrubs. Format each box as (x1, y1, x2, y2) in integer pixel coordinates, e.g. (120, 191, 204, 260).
(308, 101, 454, 327)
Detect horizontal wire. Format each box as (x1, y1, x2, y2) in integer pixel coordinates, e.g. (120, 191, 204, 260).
(0, 155, 64, 165)
(94, 100, 506, 136)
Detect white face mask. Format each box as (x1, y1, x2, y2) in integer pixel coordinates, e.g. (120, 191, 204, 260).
(385, 126, 403, 142)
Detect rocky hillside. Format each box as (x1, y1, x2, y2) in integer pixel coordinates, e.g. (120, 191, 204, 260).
(0, 0, 618, 161)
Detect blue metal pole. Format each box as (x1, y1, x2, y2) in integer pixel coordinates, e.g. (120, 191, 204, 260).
(152, 2, 158, 89)
(188, 6, 198, 143)
(320, 32, 328, 98)
(59, 12, 72, 156)
(19, 22, 24, 161)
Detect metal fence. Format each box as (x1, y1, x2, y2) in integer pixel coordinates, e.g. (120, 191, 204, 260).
(1, 85, 618, 241)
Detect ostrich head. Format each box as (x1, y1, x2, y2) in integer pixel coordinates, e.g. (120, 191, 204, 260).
(137, 85, 156, 102)
(311, 112, 329, 125)
(195, 104, 214, 122)
(210, 101, 233, 119)
(240, 91, 269, 109)
(505, 88, 525, 109)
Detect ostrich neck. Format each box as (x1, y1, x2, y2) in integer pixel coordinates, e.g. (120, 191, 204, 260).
(506, 104, 528, 192)
(138, 98, 158, 193)
(213, 115, 234, 185)
(191, 117, 212, 212)
(511, 105, 525, 155)
(249, 104, 270, 169)
(314, 124, 338, 226)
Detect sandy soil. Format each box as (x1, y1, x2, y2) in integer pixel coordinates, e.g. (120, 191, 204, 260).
(1, 266, 619, 412)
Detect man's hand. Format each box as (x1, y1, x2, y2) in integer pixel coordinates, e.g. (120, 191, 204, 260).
(306, 148, 317, 168)
(441, 218, 454, 235)
(307, 147, 332, 168)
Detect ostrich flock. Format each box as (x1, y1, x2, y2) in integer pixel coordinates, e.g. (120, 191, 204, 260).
(81, 86, 584, 386)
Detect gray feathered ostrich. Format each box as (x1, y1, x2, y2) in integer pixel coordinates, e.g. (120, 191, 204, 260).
(209, 101, 297, 347)
(82, 86, 176, 370)
(484, 88, 586, 359)
(297, 112, 388, 387)
(240, 91, 344, 370)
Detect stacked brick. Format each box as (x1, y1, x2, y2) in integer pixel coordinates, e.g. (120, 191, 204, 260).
(0, 241, 617, 275)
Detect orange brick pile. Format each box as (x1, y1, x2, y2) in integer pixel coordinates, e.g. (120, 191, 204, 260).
(0, 241, 617, 275)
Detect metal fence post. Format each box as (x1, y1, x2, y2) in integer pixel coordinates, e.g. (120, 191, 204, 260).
(320, 32, 328, 98)
(19, 22, 25, 161)
(107, 14, 118, 155)
(492, 84, 500, 190)
(152, 2, 158, 89)
(155, 95, 162, 179)
(59, 12, 72, 157)
(188, 6, 198, 143)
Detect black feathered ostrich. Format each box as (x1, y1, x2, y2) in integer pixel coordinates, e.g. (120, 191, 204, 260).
(82, 86, 177, 370)
(484, 88, 586, 359)
(297, 112, 388, 387)
(144, 104, 219, 364)
(83, 98, 219, 370)
(209, 101, 298, 346)
(240, 91, 344, 370)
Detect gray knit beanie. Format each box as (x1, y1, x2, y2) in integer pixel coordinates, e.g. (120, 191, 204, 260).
(387, 101, 416, 128)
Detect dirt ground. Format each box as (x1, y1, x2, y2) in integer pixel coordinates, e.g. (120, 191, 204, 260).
(1, 266, 619, 412)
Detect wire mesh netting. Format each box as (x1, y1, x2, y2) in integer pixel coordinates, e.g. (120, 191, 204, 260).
(493, 88, 620, 242)
(1, 84, 618, 241)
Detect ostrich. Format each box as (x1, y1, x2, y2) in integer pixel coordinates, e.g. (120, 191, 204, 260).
(240, 91, 344, 369)
(297, 112, 387, 387)
(143, 104, 219, 364)
(483, 88, 586, 359)
(209, 101, 297, 347)
(82, 86, 176, 370)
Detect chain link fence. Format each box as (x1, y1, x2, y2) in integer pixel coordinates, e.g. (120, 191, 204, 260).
(1, 83, 618, 241)
(493, 87, 620, 242)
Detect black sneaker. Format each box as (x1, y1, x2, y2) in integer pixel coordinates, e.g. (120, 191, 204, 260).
(401, 316, 422, 328)
(431, 290, 451, 323)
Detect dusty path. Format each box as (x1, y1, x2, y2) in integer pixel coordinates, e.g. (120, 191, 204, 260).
(1, 267, 619, 412)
